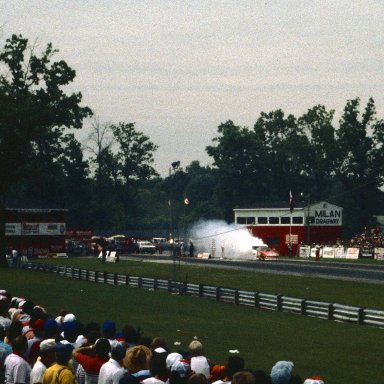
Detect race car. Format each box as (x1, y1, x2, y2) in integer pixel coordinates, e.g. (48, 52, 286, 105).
(252, 245, 279, 260)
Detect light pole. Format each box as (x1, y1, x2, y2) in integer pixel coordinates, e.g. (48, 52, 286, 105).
(169, 161, 180, 283)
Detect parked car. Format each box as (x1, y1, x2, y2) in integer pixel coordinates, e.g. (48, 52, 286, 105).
(137, 240, 156, 254)
(252, 245, 279, 260)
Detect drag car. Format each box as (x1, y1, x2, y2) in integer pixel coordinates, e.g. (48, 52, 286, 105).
(137, 240, 156, 254)
(252, 245, 279, 260)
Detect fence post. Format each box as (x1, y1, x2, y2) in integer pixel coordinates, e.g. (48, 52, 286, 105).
(125, 275, 129, 286)
(138, 277, 142, 288)
(104, 272, 107, 284)
(328, 303, 334, 320)
(86, 269, 89, 282)
(301, 299, 306, 315)
(234, 290, 239, 305)
(254, 292, 259, 308)
(154, 278, 158, 290)
(114, 273, 118, 285)
(277, 294, 283, 311)
(357, 308, 365, 325)
(199, 284, 203, 297)
(216, 287, 220, 301)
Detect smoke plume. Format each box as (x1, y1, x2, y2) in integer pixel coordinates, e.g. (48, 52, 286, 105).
(188, 220, 265, 259)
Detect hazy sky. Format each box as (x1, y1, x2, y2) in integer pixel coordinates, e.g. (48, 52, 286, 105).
(3, 1, 384, 176)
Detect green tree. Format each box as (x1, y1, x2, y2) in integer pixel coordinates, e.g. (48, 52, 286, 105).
(298, 105, 338, 200)
(0, 34, 92, 266)
(335, 98, 384, 235)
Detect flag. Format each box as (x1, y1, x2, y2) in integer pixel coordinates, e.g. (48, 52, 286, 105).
(184, 197, 190, 205)
(289, 190, 294, 213)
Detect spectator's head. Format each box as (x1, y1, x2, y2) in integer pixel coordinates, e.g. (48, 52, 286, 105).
(226, 356, 245, 380)
(166, 352, 183, 370)
(6, 320, 23, 342)
(169, 359, 192, 384)
(232, 371, 256, 384)
(31, 318, 46, 337)
(43, 319, 61, 339)
(188, 340, 203, 356)
(21, 300, 34, 315)
(102, 320, 116, 339)
(149, 351, 168, 380)
(151, 337, 168, 352)
(187, 373, 209, 384)
(122, 324, 139, 345)
(62, 320, 79, 343)
(12, 334, 28, 354)
(55, 343, 73, 365)
(253, 370, 273, 384)
(123, 345, 152, 373)
(270, 361, 294, 384)
(111, 342, 125, 363)
(39, 338, 57, 366)
(95, 338, 111, 359)
(304, 378, 324, 384)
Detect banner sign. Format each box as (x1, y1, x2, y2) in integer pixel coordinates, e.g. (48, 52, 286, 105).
(6, 223, 66, 236)
(374, 248, 384, 260)
(346, 248, 359, 259)
(334, 247, 346, 258)
(298, 246, 310, 258)
(5, 223, 21, 236)
(285, 234, 298, 244)
(322, 247, 335, 258)
(360, 247, 374, 259)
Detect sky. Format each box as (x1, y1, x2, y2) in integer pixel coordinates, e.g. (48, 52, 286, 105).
(2, 1, 384, 176)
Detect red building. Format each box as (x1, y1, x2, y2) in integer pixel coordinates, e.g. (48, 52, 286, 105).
(234, 201, 343, 255)
(6, 208, 67, 257)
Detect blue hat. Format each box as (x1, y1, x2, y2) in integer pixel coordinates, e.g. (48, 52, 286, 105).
(55, 343, 74, 360)
(270, 361, 294, 384)
(102, 320, 116, 333)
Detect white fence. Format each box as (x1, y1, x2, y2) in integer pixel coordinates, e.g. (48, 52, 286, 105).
(22, 262, 384, 329)
(298, 246, 384, 260)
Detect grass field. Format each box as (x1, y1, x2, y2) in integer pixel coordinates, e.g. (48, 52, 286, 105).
(2, 258, 384, 384)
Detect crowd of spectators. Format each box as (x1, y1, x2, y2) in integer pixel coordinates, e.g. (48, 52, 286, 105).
(0, 290, 325, 384)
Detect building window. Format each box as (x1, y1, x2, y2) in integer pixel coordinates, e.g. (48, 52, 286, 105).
(269, 217, 279, 224)
(237, 217, 246, 224)
(292, 217, 303, 224)
(258, 217, 268, 224)
(281, 217, 290, 224)
(247, 217, 255, 224)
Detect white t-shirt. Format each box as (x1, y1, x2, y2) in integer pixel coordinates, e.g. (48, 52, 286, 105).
(98, 359, 122, 384)
(190, 356, 210, 379)
(4, 353, 31, 384)
(142, 377, 168, 384)
(30, 360, 46, 384)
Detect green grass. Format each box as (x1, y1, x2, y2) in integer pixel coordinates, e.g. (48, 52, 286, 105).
(4, 258, 384, 384)
(36, 257, 384, 309)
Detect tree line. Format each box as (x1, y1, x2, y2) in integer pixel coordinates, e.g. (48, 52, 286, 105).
(1, 34, 384, 266)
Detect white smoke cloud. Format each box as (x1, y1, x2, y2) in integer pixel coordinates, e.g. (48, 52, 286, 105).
(188, 220, 265, 260)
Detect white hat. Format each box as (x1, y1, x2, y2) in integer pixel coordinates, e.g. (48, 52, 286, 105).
(63, 313, 76, 322)
(304, 378, 324, 384)
(166, 352, 183, 369)
(40, 339, 57, 352)
(154, 347, 167, 354)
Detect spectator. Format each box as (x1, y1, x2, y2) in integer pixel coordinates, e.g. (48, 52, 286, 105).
(187, 373, 209, 384)
(0, 326, 12, 384)
(212, 356, 245, 384)
(150, 337, 169, 354)
(102, 320, 117, 346)
(0, 295, 11, 332)
(232, 371, 256, 384)
(142, 351, 169, 384)
(303, 378, 324, 384)
(98, 342, 125, 384)
(169, 358, 192, 384)
(42, 343, 75, 384)
(4, 335, 31, 384)
(118, 345, 152, 384)
(73, 337, 111, 384)
(188, 341, 210, 379)
(30, 339, 56, 384)
(270, 361, 301, 384)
